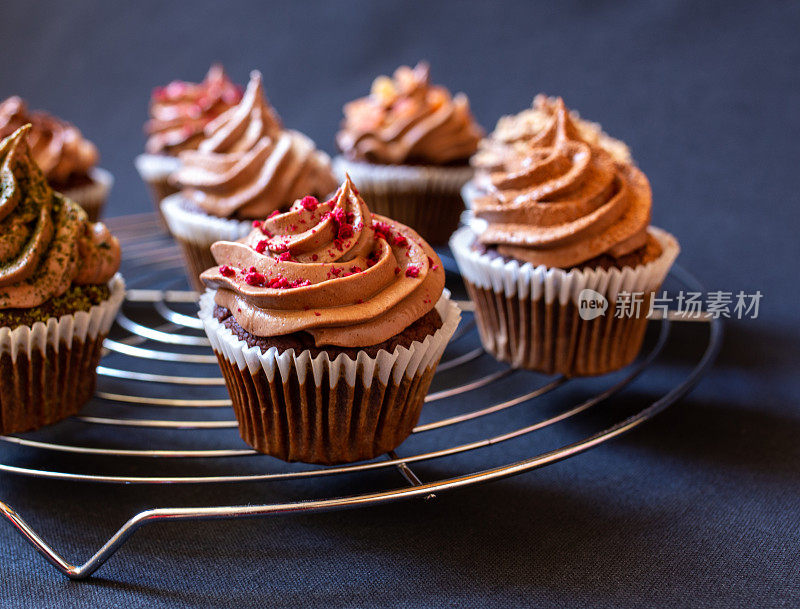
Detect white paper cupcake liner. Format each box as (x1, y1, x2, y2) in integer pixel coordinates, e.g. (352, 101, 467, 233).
(460, 179, 484, 211)
(160, 194, 252, 246)
(134, 153, 181, 184)
(450, 226, 679, 306)
(0, 273, 126, 361)
(199, 289, 461, 389)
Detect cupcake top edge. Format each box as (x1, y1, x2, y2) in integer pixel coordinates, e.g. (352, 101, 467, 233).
(473, 94, 633, 170)
(470, 97, 664, 269)
(200, 175, 445, 349)
(171, 71, 337, 221)
(0, 125, 121, 311)
(145, 63, 244, 156)
(336, 61, 484, 166)
(0, 96, 99, 187)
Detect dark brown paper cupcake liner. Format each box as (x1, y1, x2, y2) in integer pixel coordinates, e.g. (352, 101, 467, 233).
(62, 167, 113, 222)
(465, 281, 652, 376)
(173, 236, 217, 292)
(333, 157, 474, 245)
(216, 353, 438, 463)
(0, 274, 125, 434)
(450, 226, 679, 377)
(0, 334, 106, 434)
(198, 290, 461, 464)
(355, 187, 465, 245)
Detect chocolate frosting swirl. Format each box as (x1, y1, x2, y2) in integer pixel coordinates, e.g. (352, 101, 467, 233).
(336, 62, 483, 165)
(200, 176, 445, 348)
(473, 94, 632, 173)
(0, 97, 99, 185)
(173, 71, 337, 219)
(0, 126, 120, 309)
(145, 64, 243, 155)
(472, 98, 651, 268)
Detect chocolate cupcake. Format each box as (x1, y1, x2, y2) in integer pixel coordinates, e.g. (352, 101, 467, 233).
(197, 176, 460, 464)
(162, 71, 337, 291)
(0, 96, 112, 221)
(0, 125, 124, 434)
(450, 98, 679, 376)
(333, 62, 483, 244)
(135, 64, 243, 211)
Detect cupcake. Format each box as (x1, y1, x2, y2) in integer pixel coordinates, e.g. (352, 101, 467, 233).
(450, 98, 679, 376)
(0, 125, 124, 434)
(163, 71, 337, 291)
(333, 62, 483, 244)
(197, 176, 460, 464)
(465, 94, 633, 208)
(135, 64, 243, 211)
(0, 96, 112, 222)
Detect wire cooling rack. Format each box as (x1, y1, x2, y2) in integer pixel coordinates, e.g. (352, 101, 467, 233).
(0, 213, 722, 579)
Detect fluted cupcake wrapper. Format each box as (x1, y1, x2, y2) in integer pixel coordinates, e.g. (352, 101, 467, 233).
(0, 274, 125, 434)
(61, 167, 114, 222)
(135, 153, 182, 216)
(161, 194, 252, 291)
(460, 179, 484, 211)
(198, 289, 461, 464)
(332, 156, 473, 245)
(450, 226, 679, 376)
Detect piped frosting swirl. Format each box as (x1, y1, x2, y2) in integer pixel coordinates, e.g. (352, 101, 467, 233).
(0, 97, 99, 186)
(472, 98, 652, 268)
(473, 94, 632, 174)
(0, 125, 120, 309)
(145, 64, 243, 155)
(173, 71, 337, 220)
(200, 176, 444, 348)
(337, 62, 483, 165)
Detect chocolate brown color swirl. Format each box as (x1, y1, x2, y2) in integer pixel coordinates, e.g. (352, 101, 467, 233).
(201, 176, 445, 348)
(0, 97, 98, 187)
(337, 62, 483, 165)
(173, 71, 337, 219)
(472, 98, 654, 268)
(145, 64, 243, 155)
(0, 126, 120, 310)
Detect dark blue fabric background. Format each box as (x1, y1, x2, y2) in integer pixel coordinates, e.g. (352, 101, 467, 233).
(0, 1, 798, 607)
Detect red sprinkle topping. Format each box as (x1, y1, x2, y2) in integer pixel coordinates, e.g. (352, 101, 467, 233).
(254, 240, 268, 254)
(300, 196, 318, 211)
(393, 234, 408, 247)
(252, 220, 262, 229)
(338, 224, 354, 239)
(405, 265, 420, 278)
(394, 266, 401, 275)
(349, 266, 362, 274)
(244, 271, 266, 286)
(268, 210, 281, 219)
(219, 265, 235, 277)
(277, 251, 292, 261)
(330, 207, 347, 225)
(311, 254, 319, 261)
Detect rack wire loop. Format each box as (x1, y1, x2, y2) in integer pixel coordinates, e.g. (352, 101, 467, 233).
(0, 214, 721, 579)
